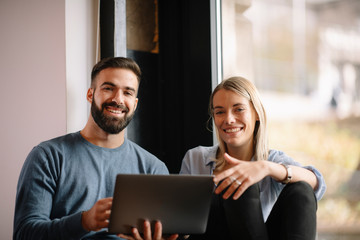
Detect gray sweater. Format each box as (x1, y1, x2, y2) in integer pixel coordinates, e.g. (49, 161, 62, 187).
(14, 132, 169, 240)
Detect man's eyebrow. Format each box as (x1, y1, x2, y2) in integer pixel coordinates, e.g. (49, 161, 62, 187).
(125, 86, 136, 92)
(100, 82, 116, 87)
(100, 82, 136, 92)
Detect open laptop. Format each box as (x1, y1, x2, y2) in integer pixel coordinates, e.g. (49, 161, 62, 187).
(108, 174, 214, 235)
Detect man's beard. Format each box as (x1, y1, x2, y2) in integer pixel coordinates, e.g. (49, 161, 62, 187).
(91, 98, 135, 134)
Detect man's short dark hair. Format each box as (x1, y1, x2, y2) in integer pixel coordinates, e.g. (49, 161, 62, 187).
(91, 57, 141, 87)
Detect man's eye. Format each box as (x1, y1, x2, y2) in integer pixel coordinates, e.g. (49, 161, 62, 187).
(103, 87, 113, 91)
(124, 91, 133, 96)
(215, 111, 224, 115)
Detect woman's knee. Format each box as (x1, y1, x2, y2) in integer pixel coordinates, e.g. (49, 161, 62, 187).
(266, 182, 318, 240)
(283, 181, 317, 209)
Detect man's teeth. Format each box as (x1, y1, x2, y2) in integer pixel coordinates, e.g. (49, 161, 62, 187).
(225, 128, 241, 133)
(108, 109, 123, 114)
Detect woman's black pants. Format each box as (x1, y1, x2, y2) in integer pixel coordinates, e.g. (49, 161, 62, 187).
(188, 181, 317, 240)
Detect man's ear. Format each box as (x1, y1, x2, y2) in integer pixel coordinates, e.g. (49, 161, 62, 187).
(134, 98, 139, 111)
(86, 88, 94, 103)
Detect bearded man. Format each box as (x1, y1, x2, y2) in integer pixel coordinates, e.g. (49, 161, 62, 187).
(13, 57, 173, 240)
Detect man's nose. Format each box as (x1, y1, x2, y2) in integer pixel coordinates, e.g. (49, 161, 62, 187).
(112, 90, 124, 105)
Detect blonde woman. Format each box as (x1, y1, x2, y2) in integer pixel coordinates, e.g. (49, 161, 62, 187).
(180, 77, 326, 240)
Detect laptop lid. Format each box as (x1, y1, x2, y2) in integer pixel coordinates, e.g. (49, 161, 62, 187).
(108, 174, 214, 235)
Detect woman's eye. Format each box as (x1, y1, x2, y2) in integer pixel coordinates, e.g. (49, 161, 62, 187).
(215, 111, 224, 115)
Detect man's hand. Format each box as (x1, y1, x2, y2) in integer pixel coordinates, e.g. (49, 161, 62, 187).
(118, 220, 178, 240)
(82, 197, 113, 232)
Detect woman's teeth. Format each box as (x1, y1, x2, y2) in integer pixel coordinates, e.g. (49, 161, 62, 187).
(225, 128, 241, 133)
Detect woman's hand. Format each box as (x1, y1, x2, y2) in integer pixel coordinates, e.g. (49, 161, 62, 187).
(118, 220, 178, 240)
(213, 153, 268, 200)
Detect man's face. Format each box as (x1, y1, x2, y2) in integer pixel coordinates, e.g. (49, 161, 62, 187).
(88, 68, 139, 134)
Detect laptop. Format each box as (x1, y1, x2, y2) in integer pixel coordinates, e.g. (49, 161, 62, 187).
(108, 174, 214, 235)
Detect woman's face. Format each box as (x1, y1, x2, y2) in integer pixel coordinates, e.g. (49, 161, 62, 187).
(212, 89, 259, 151)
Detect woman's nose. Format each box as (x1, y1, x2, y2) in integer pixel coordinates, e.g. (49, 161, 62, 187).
(225, 112, 236, 124)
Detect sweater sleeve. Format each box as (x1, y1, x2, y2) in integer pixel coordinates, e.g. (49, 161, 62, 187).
(13, 146, 88, 240)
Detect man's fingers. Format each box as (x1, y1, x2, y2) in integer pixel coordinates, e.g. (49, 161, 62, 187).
(117, 234, 135, 240)
(167, 234, 179, 240)
(132, 227, 142, 240)
(143, 220, 152, 240)
(83, 197, 113, 231)
(97, 198, 113, 211)
(153, 221, 162, 240)
(96, 209, 111, 221)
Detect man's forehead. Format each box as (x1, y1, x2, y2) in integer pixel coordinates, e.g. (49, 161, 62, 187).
(95, 68, 139, 88)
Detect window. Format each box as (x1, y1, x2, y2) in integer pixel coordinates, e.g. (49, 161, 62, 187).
(221, 0, 360, 238)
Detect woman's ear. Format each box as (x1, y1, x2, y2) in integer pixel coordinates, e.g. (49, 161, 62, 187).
(86, 88, 94, 103)
(255, 110, 260, 121)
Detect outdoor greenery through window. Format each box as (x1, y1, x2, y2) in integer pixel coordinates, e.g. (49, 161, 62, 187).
(221, 0, 360, 238)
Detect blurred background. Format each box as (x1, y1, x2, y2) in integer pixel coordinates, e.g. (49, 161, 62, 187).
(222, 0, 360, 239)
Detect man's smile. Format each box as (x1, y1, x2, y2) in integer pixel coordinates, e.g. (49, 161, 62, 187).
(105, 106, 127, 114)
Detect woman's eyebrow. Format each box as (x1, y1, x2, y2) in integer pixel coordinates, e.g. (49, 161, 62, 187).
(233, 103, 247, 107)
(213, 103, 247, 109)
(213, 106, 224, 109)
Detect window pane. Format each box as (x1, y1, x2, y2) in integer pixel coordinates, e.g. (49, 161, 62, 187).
(222, 0, 360, 238)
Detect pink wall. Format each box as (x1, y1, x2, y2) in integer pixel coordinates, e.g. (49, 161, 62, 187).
(0, 0, 66, 239)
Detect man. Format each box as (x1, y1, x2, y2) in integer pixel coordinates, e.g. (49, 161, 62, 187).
(13, 57, 177, 240)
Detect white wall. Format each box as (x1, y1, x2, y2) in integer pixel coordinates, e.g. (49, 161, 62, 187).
(0, 0, 66, 238)
(0, 0, 97, 239)
(65, 0, 98, 133)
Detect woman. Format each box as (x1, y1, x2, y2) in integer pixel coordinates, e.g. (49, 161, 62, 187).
(180, 77, 326, 240)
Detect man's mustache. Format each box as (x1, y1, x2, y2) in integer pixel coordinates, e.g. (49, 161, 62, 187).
(102, 102, 129, 113)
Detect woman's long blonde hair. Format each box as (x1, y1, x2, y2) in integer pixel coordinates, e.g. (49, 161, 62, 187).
(209, 76, 269, 170)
